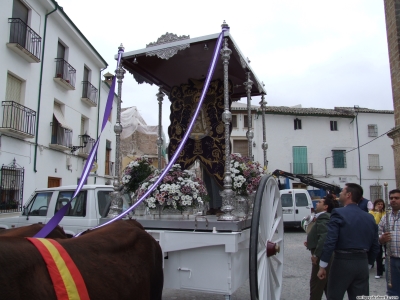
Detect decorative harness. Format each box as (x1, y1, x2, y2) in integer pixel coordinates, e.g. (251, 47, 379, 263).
(26, 238, 90, 300)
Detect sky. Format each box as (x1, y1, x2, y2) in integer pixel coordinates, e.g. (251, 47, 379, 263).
(59, 0, 393, 136)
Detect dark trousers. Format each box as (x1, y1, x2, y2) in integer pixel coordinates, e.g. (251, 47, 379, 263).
(386, 257, 400, 297)
(376, 245, 384, 276)
(310, 257, 331, 300)
(327, 252, 369, 300)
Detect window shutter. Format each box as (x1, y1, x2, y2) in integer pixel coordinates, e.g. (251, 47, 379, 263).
(233, 140, 248, 157)
(6, 74, 22, 103)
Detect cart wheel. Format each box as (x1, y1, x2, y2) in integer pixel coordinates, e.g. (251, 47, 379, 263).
(249, 175, 284, 300)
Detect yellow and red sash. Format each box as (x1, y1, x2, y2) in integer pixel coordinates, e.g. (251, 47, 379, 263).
(26, 237, 90, 300)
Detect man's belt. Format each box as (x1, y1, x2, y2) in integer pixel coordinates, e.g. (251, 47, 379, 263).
(335, 249, 366, 254)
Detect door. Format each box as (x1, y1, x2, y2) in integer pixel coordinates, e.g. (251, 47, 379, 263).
(11, 0, 28, 47)
(48, 177, 61, 188)
(280, 192, 295, 223)
(56, 42, 66, 78)
(294, 191, 312, 221)
(293, 146, 308, 174)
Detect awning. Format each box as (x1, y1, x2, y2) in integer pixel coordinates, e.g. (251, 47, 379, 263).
(53, 104, 73, 131)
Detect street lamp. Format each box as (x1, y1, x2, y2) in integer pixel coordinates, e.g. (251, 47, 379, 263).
(70, 133, 91, 153)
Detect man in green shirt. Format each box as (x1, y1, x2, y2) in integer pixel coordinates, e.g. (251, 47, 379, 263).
(305, 195, 335, 300)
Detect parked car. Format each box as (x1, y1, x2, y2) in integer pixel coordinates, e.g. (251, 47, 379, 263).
(0, 185, 131, 237)
(280, 189, 313, 227)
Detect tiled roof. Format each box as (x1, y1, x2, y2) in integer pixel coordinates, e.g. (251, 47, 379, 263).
(261, 106, 354, 117)
(334, 107, 393, 114)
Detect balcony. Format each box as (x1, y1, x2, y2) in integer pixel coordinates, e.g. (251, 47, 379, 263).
(0, 101, 36, 139)
(53, 58, 76, 90)
(368, 166, 383, 170)
(77, 137, 96, 158)
(290, 163, 313, 175)
(81, 81, 98, 107)
(7, 18, 41, 63)
(49, 123, 72, 151)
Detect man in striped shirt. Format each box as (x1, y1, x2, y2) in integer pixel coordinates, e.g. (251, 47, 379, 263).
(379, 188, 400, 297)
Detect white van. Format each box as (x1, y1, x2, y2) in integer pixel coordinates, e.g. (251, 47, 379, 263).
(280, 189, 313, 227)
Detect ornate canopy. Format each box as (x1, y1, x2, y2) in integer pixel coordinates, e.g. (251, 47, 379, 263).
(118, 29, 266, 100)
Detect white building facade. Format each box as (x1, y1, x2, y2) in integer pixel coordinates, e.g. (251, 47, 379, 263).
(0, 0, 117, 210)
(231, 103, 395, 201)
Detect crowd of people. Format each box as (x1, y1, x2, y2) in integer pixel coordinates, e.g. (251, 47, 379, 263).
(303, 183, 400, 300)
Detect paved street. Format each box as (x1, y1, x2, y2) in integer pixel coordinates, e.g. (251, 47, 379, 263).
(162, 227, 388, 300)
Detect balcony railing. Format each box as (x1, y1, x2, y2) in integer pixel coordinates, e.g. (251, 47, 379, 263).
(105, 161, 114, 176)
(290, 163, 313, 175)
(50, 123, 72, 149)
(368, 166, 383, 170)
(78, 137, 96, 157)
(54, 58, 76, 88)
(0, 101, 36, 137)
(8, 18, 42, 62)
(81, 81, 98, 107)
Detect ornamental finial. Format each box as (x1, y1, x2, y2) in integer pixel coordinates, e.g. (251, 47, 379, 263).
(221, 20, 230, 30)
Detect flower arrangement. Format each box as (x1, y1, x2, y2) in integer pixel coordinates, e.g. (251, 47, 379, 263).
(135, 164, 208, 211)
(121, 156, 156, 194)
(230, 153, 267, 195)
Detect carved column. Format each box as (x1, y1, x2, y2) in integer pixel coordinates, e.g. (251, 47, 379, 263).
(108, 44, 125, 218)
(244, 72, 253, 159)
(156, 87, 165, 170)
(113, 44, 126, 188)
(218, 38, 238, 221)
(260, 93, 268, 168)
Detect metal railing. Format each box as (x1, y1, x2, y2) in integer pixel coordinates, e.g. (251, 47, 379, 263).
(55, 58, 76, 88)
(1, 101, 36, 136)
(51, 123, 72, 148)
(105, 161, 114, 176)
(368, 166, 383, 170)
(8, 18, 42, 60)
(290, 163, 313, 175)
(78, 137, 96, 155)
(82, 81, 98, 105)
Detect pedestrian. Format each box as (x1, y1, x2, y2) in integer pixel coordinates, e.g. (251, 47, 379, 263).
(369, 199, 386, 279)
(317, 183, 380, 300)
(358, 197, 373, 212)
(305, 194, 335, 300)
(378, 189, 400, 297)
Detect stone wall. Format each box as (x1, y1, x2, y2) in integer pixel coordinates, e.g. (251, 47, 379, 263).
(384, 0, 400, 187)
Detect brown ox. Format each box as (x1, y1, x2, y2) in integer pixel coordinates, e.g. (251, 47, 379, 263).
(0, 219, 163, 300)
(0, 224, 67, 239)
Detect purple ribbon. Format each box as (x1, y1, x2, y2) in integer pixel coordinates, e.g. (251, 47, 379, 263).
(34, 49, 124, 238)
(87, 28, 229, 233)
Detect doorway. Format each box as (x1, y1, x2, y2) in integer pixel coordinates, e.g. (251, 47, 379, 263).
(48, 177, 61, 188)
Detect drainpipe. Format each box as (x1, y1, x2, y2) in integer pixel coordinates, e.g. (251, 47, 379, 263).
(33, 4, 58, 172)
(325, 157, 329, 177)
(94, 66, 107, 184)
(354, 106, 362, 185)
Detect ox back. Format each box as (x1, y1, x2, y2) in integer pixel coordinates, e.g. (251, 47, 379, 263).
(0, 224, 67, 239)
(0, 219, 163, 300)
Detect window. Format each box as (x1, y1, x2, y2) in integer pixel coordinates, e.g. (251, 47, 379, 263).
(98, 191, 112, 217)
(54, 191, 87, 217)
(281, 194, 293, 207)
(332, 150, 346, 168)
(11, 0, 28, 47)
(57, 41, 65, 59)
(368, 124, 378, 137)
(368, 154, 382, 170)
(24, 192, 52, 216)
(105, 140, 112, 175)
(233, 139, 248, 157)
(370, 185, 383, 202)
(243, 114, 253, 129)
(51, 103, 72, 147)
(295, 193, 309, 206)
(83, 66, 90, 82)
(330, 121, 338, 131)
(294, 118, 302, 130)
(232, 115, 238, 128)
(6, 73, 22, 103)
(0, 163, 24, 212)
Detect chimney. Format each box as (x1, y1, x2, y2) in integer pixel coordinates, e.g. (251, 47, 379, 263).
(103, 72, 114, 85)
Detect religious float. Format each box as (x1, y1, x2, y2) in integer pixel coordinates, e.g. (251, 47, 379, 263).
(100, 22, 284, 300)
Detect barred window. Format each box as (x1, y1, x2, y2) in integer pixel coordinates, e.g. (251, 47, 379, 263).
(370, 185, 383, 202)
(368, 124, 378, 137)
